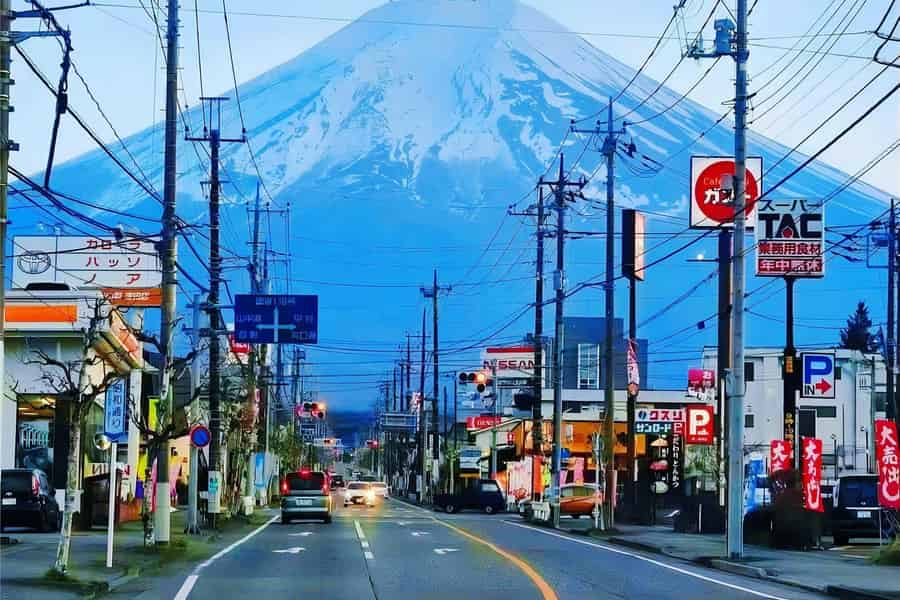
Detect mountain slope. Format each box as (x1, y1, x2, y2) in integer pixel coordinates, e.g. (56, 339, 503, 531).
(23, 0, 890, 403)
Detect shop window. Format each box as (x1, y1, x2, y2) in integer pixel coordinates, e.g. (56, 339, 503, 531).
(745, 414, 755, 428)
(577, 344, 599, 390)
(16, 395, 57, 477)
(816, 406, 837, 418)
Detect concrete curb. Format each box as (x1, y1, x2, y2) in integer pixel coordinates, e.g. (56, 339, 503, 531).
(602, 535, 899, 600)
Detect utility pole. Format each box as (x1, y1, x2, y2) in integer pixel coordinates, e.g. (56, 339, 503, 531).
(601, 100, 626, 528)
(784, 276, 799, 470)
(894, 200, 900, 430)
(155, 0, 180, 544)
(717, 230, 732, 510)
(418, 310, 427, 502)
(421, 271, 451, 464)
(539, 155, 586, 529)
(186, 97, 245, 527)
(0, 1, 12, 455)
(687, 1, 750, 560)
(510, 187, 547, 488)
(186, 295, 204, 534)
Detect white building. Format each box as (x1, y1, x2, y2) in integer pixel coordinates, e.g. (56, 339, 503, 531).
(701, 346, 886, 475)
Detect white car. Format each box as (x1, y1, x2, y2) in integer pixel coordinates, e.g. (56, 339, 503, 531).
(371, 482, 389, 498)
(343, 482, 376, 507)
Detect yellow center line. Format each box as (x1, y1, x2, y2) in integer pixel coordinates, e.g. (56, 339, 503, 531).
(432, 517, 558, 600)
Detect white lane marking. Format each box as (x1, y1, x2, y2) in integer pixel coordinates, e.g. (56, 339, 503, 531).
(361, 541, 370, 548)
(354, 520, 366, 540)
(289, 531, 313, 537)
(433, 548, 459, 555)
(173, 514, 278, 600)
(503, 521, 791, 600)
(411, 531, 430, 536)
(354, 519, 373, 560)
(272, 547, 305, 554)
(364, 551, 374, 560)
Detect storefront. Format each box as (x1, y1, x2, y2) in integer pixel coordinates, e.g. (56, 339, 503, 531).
(2, 289, 142, 515)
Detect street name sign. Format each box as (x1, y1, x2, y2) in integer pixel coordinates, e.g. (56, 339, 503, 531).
(234, 294, 318, 344)
(104, 379, 128, 443)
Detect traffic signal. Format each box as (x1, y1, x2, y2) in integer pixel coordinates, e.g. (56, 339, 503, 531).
(459, 371, 492, 393)
(301, 401, 327, 419)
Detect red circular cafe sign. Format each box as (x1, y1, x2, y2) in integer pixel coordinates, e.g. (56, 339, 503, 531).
(693, 160, 760, 225)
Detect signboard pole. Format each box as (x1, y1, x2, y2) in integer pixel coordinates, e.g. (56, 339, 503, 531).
(717, 230, 732, 509)
(784, 277, 798, 468)
(105, 442, 117, 568)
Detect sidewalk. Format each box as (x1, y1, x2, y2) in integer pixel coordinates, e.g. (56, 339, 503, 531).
(1, 508, 276, 599)
(560, 519, 900, 600)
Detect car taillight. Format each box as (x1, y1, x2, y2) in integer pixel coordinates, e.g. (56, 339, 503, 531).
(32, 474, 40, 497)
(322, 485, 328, 493)
(281, 480, 288, 494)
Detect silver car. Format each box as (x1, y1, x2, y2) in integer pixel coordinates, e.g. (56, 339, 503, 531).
(281, 470, 333, 524)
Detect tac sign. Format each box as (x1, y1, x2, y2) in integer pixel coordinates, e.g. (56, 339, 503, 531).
(689, 156, 763, 229)
(189, 424, 211, 448)
(685, 405, 714, 445)
(875, 419, 900, 509)
(756, 200, 825, 278)
(801, 352, 835, 398)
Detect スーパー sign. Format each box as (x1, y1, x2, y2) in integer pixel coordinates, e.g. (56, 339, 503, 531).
(12, 236, 161, 295)
(690, 156, 763, 229)
(756, 199, 824, 278)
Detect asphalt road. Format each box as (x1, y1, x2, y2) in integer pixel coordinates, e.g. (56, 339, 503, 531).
(111, 497, 831, 600)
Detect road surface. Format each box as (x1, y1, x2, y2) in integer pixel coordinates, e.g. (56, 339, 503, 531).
(110, 497, 828, 600)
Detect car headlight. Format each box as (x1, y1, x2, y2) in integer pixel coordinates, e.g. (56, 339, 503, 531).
(366, 490, 375, 500)
(344, 491, 351, 498)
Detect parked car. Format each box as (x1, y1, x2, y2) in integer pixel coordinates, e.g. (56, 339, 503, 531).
(832, 474, 882, 546)
(518, 484, 601, 520)
(344, 481, 376, 507)
(434, 479, 505, 514)
(280, 469, 332, 524)
(331, 475, 345, 488)
(0, 468, 60, 532)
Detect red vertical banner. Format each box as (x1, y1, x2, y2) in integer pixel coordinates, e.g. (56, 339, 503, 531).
(801, 437, 824, 512)
(770, 439, 793, 474)
(875, 419, 900, 509)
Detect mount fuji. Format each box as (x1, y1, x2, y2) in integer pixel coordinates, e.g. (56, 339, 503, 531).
(22, 0, 890, 404)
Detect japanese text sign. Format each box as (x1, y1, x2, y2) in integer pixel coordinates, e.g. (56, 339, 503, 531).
(12, 236, 161, 291)
(466, 415, 503, 430)
(685, 405, 714, 445)
(689, 156, 763, 229)
(636, 408, 684, 423)
(769, 440, 794, 473)
(875, 419, 900, 509)
(756, 200, 824, 278)
(802, 437, 824, 512)
(104, 379, 128, 443)
(770, 439, 793, 474)
(234, 294, 318, 344)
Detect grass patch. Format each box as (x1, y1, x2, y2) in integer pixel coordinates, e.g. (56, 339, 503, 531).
(872, 540, 900, 565)
(40, 568, 107, 597)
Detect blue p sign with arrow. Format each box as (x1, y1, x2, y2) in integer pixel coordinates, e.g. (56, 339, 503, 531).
(801, 352, 835, 399)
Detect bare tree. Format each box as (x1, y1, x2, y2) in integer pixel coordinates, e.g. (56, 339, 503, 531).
(27, 300, 122, 575)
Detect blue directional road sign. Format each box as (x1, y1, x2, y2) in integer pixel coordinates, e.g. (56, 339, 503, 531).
(801, 352, 835, 399)
(234, 294, 318, 344)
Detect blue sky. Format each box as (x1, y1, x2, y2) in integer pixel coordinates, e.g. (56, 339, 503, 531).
(13, 0, 897, 194)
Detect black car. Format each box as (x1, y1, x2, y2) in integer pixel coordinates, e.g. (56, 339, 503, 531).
(1, 468, 61, 532)
(331, 475, 345, 488)
(832, 474, 883, 545)
(434, 479, 505, 514)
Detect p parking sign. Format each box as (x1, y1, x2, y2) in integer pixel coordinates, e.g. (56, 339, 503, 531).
(801, 352, 835, 399)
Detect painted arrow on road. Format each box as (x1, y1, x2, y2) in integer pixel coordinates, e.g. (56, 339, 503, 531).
(433, 548, 459, 555)
(272, 547, 306, 554)
(288, 532, 314, 537)
(411, 531, 430, 536)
